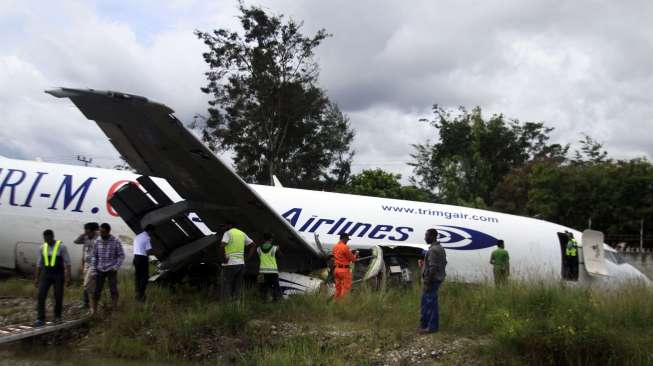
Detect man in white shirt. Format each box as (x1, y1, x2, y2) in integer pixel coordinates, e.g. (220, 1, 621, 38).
(133, 225, 154, 302)
(220, 222, 254, 301)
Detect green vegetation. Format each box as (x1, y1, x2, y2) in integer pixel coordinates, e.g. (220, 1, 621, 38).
(195, 3, 354, 189)
(340, 169, 433, 202)
(190, 2, 651, 246)
(4, 276, 652, 365)
(409, 105, 653, 246)
(0, 277, 38, 298)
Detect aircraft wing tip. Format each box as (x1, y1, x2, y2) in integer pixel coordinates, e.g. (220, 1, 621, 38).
(45, 88, 75, 98)
(45, 88, 150, 103)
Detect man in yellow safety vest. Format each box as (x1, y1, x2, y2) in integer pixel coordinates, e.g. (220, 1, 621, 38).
(251, 233, 282, 302)
(34, 229, 71, 326)
(219, 222, 254, 301)
(564, 232, 579, 281)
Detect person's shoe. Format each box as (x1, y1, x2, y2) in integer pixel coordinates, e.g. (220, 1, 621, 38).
(53, 317, 62, 324)
(34, 320, 45, 327)
(419, 328, 437, 335)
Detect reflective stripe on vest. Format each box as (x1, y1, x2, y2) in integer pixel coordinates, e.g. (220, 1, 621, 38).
(42, 240, 61, 267)
(258, 246, 278, 273)
(225, 228, 245, 260)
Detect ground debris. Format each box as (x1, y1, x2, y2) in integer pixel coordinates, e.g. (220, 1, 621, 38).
(371, 335, 484, 366)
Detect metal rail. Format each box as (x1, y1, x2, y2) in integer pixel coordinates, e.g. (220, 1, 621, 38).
(0, 317, 88, 344)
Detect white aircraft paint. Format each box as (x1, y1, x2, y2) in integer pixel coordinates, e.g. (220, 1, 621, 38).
(0, 155, 647, 285)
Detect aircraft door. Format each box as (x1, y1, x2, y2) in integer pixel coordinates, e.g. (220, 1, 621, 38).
(581, 229, 609, 277)
(15, 242, 41, 275)
(557, 232, 578, 281)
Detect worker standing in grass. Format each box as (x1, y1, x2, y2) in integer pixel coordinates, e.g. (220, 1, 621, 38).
(332, 233, 357, 300)
(133, 225, 154, 302)
(420, 228, 447, 334)
(490, 239, 510, 286)
(90, 223, 125, 315)
(220, 222, 254, 301)
(251, 233, 282, 301)
(73, 222, 99, 309)
(34, 230, 71, 326)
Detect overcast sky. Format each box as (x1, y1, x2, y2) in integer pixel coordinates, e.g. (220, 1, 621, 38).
(1, 0, 652, 182)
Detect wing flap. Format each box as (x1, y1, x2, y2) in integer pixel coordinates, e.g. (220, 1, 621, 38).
(47, 88, 323, 271)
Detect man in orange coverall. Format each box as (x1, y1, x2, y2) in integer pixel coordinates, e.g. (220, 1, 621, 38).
(332, 233, 358, 300)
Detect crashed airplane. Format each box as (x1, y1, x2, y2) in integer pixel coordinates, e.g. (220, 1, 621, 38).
(0, 88, 647, 294)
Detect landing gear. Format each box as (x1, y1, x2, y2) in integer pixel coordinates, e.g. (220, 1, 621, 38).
(385, 256, 414, 287)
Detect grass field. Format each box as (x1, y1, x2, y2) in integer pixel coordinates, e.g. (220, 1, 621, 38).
(2, 276, 653, 365)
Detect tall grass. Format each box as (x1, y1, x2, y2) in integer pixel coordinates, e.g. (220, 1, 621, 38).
(0, 276, 86, 300)
(441, 281, 653, 365)
(3, 274, 653, 365)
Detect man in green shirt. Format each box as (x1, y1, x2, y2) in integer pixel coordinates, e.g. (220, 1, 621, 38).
(490, 240, 510, 286)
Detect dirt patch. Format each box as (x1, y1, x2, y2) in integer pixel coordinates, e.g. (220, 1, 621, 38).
(370, 334, 487, 365)
(246, 319, 484, 365)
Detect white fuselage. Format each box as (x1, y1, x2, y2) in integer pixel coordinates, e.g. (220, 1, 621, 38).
(0, 157, 137, 277)
(0, 156, 647, 284)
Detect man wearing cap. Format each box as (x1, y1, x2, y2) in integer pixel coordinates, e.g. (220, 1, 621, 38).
(332, 233, 357, 300)
(34, 229, 71, 326)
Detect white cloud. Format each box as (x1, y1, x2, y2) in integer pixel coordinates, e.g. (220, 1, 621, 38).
(1, 0, 652, 179)
(0, 0, 215, 167)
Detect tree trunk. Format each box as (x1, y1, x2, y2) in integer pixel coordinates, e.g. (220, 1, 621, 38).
(269, 157, 275, 186)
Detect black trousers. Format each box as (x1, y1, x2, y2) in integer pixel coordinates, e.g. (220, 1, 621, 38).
(94, 270, 119, 302)
(259, 273, 281, 301)
(37, 273, 64, 321)
(133, 255, 149, 302)
(563, 258, 579, 281)
(221, 265, 244, 301)
(568, 263, 579, 281)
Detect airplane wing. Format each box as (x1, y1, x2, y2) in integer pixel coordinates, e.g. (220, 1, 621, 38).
(46, 88, 324, 272)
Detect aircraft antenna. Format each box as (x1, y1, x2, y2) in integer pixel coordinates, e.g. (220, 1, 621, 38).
(76, 155, 93, 167)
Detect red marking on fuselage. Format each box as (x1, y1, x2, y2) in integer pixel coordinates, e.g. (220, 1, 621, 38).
(106, 180, 138, 216)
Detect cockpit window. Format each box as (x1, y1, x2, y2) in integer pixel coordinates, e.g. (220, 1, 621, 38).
(605, 250, 626, 265)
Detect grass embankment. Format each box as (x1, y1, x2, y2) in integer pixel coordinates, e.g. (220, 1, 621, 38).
(2, 276, 653, 365)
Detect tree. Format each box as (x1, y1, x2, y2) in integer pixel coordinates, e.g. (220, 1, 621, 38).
(341, 169, 433, 202)
(573, 134, 609, 164)
(113, 156, 135, 172)
(410, 105, 565, 207)
(195, 3, 354, 189)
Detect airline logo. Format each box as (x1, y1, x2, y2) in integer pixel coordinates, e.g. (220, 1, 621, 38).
(282, 208, 498, 250)
(435, 225, 498, 250)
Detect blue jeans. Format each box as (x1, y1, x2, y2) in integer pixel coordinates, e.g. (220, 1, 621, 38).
(420, 281, 442, 332)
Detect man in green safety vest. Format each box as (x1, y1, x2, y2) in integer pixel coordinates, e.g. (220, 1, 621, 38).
(564, 232, 579, 281)
(250, 233, 282, 301)
(34, 229, 71, 326)
(490, 239, 510, 286)
(219, 222, 254, 301)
